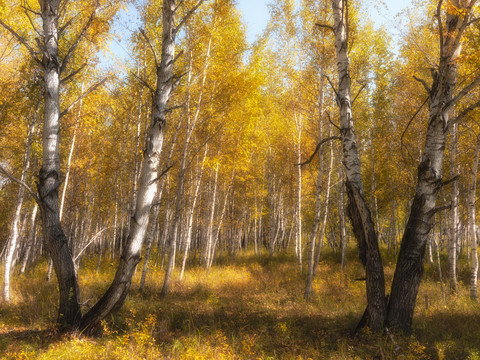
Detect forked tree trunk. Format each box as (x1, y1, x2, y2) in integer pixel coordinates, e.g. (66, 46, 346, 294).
(387, 0, 475, 332)
(331, 0, 386, 331)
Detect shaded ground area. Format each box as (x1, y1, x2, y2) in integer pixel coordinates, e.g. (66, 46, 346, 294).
(1, 249, 480, 359)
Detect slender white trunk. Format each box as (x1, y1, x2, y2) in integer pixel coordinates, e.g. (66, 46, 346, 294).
(469, 134, 480, 300)
(448, 123, 459, 292)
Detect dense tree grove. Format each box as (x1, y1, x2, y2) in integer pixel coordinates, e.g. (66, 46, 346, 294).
(1, 0, 480, 339)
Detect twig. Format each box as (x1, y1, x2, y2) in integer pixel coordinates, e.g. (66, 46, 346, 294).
(315, 23, 334, 33)
(296, 136, 341, 166)
(413, 75, 431, 94)
(139, 28, 159, 68)
(0, 165, 40, 204)
(60, 78, 108, 118)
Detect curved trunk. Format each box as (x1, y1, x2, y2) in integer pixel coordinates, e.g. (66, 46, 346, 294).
(80, 0, 176, 331)
(38, 0, 81, 327)
(387, 0, 469, 332)
(331, 0, 386, 331)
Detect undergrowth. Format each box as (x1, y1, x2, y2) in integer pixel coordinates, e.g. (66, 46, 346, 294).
(1, 247, 480, 359)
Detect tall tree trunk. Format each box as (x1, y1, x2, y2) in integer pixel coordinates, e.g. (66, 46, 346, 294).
(294, 111, 303, 271)
(387, 0, 474, 332)
(37, 0, 81, 327)
(469, 134, 480, 300)
(331, 0, 386, 331)
(20, 204, 39, 274)
(80, 0, 191, 331)
(448, 123, 459, 292)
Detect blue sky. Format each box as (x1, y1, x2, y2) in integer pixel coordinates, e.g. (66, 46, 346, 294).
(236, 0, 411, 44)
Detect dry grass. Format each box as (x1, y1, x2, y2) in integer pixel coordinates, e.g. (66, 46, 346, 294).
(1, 248, 480, 359)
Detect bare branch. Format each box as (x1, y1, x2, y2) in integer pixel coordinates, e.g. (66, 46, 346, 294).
(440, 175, 460, 188)
(413, 75, 431, 94)
(326, 111, 341, 132)
(166, 104, 184, 113)
(428, 203, 453, 216)
(131, 71, 155, 94)
(148, 164, 175, 185)
(444, 73, 480, 111)
(61, 63, 87, 84)
(296, 136, 342, 167)
(324, 75, 341, 104)
(175, 0, 206, 34)
(447, 98, 480, 130)
(22, 5, 42, 38)
(139, 28, 159, 68)
(401, 97, 429, 162)
(0, 19, 41, 65)
(60, 10, 96, 74)
(20, 4, 41, 16)
(60, 78, 108, 119)
(0, 165, 40, 204)
(59, 15, 77, 35)
(315, 23, 334, 33)
(352, 83, 367, 105)
(171, 50, 184, 66)
(73, 227, 111, 262)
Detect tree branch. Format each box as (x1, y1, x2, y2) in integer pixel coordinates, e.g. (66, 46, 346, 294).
(148, 164, 175, 185)
(139, 28, 159, 68)
(326, 111, 341, 132)
(296, 136, 341, 167)
(444, 73, 480, 111)
(324, 75, 341, 104)
(131, 72, 155, 94)
(61, 63, 87, 84)
(0, 19, 41, 65)
(440, 174, 460, 188)
(315, 23, 335, 33)
(0, 165, 40, 204)
(60, 10, 97, 74)
(428, 203, 452, 216)
(413, 75, 431, 94)
(175, 0, 206, 34)
(352, 82, 367, 105)
(446, 98, 480, 130)
(401, 97, 429, 160)
(60, 78, 107, 119)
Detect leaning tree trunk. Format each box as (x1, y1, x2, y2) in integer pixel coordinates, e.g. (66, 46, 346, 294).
(387, 0, 475, 332)
(469, 134, 480, 300)
(331, 0, 386, 331)
(37, 0, 81, 327)
(80, 0, 177, 331)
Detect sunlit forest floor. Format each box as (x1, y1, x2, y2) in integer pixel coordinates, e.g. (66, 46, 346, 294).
(1, 248, 480, 359)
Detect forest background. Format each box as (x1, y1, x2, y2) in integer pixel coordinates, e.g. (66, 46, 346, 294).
(1, 0, 480, 358)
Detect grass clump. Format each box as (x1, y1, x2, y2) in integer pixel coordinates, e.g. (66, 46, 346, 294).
(1, 247, 480, 359)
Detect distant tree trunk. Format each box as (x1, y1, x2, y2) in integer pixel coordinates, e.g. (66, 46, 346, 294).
(387, 0, 474, 333)
(330, 0, 386, 331)
(180, 146, 207, 280)
(162, 34, 212, 295)
(20, 204, 39, 274)
(448, 123, 459, 293)
(204, 164, 219, 267)
(294, 111, 303, 271)
(339, 170, 347, 270)
(4, 102, 39, 302)
(469, 134, 480, 300)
